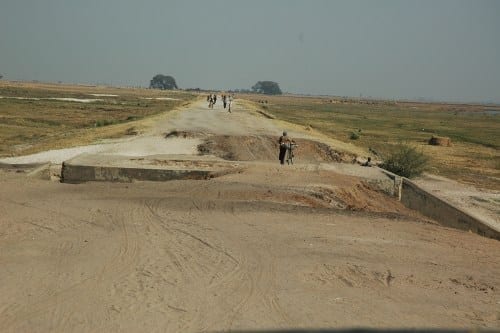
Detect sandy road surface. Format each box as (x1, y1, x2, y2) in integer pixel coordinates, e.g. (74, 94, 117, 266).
(1, 98, 499, 331)
(1, 97, 496, 226)
(0, 99, 283, 164)
(0, 98, 362, 164)
(1, 170, 499, 331)
(159, 99, 284, 136)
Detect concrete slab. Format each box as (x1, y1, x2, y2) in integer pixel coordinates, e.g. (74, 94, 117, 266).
(61, 153, 244, 183)
(380, 169, 500, 241)
(401, 179, 500, 240)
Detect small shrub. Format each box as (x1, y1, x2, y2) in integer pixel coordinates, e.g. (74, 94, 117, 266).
(349, 132, 359, 140)
(95, 119, 115, 127)
(381, 143, 429, 178)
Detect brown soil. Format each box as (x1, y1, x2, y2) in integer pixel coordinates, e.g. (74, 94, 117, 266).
(1, 99, 499, 331)
(1, 169, 499, 331)
(197, 135, 355, 163)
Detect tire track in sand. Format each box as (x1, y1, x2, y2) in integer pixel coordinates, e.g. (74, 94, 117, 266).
(0, 204, 139, 332)
(136, 198, 241, 331)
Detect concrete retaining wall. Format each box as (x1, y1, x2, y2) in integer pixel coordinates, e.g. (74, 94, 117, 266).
(400, 179, 499, 240)
(377, 168, 499, 241)
(61, 163, 213, 184)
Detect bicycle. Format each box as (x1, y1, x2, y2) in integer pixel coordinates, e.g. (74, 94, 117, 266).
(286, 142, 298, 165)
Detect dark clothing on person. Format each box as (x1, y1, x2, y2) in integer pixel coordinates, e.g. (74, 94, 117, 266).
(278, 135, 290, 165)
(362, 157, 372, 167)
(279, 146, 287, 164)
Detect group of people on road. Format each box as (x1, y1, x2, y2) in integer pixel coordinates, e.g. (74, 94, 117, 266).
(207, 93, 233, 112)
(207, 93, 298, 165)
(207, 94, 217, 109)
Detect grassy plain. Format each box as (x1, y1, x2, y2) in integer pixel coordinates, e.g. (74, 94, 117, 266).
(244, 94, 499, 190)
(0, 81, 196, 157)
(1, 82, 498, 189)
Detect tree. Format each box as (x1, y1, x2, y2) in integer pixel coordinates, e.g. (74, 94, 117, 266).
(251, 81, 282, 95)
(149, 74, 178, 90)
(0, 74, 3, 79)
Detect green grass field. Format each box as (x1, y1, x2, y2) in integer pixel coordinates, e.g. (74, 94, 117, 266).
(246, 94, 499, 189)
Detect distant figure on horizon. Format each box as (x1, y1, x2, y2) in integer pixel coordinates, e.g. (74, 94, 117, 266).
(208, 94, 217, 109)
(222, 94, 227, 109)
(228, 94, 233, 112)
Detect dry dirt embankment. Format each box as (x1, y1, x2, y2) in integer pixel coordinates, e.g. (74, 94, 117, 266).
(0, 98, 499, 331)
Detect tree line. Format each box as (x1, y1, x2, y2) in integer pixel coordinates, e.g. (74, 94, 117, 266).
(150, 74, 282, 95)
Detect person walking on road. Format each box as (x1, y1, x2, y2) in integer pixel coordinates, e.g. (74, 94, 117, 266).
(228, 94, 233, 112)
(208, 94, 213, 108)
(278, 131, 292, 165)
(222, 94, 227, 109)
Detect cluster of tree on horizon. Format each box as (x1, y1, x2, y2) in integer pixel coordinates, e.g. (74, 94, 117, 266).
(250, 81, 282, 95)
(149, 74, 282, 95)
(149, 74, 178, 90)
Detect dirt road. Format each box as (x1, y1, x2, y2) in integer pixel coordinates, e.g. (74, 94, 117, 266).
(1, 98, 499, 331)
(0, 98, 364, 164)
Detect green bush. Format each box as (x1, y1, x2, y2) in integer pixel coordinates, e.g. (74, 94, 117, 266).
(349, 132, 360, 140)
(95, 119, 115, 127)
(381, 144, 429, 178)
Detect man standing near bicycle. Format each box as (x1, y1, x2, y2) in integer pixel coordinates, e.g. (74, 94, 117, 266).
(278, 131, 292, 165)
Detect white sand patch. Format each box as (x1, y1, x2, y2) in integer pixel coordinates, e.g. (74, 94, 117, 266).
(89, 94, 119, 97)
(0, 136, 201, 164)
(0, 145, 104, 164)
(48, 98, 102, 103)
(99, 136, 200, 157)
(0, 96, 41, 100)
(0, 96, 102, 103)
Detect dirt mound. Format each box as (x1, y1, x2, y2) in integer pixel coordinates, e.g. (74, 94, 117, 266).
(335, 182, 413, 214)
(429, 136, 452, 146)
(164, 130, 200, 139)
(197, 135, 355, 163)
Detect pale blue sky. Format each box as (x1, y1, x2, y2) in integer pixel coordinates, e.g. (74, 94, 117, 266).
(1, 0, 499, 103)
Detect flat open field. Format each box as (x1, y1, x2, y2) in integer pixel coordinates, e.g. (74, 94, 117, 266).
(0, 82, 499, 331)
(2, 82, 498, 190)
(1, 166, 499, 331)
(243, 94, 500, 190)
(0, 81, 196, 157)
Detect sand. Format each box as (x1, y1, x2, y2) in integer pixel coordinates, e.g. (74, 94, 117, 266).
(0, 96, 103, 103)
(0, 98, 499, 332)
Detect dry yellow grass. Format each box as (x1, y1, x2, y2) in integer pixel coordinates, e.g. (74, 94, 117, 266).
(0, 81, 197, 156)
(241, 93, 500, 190)
(2, 82, 498, 189)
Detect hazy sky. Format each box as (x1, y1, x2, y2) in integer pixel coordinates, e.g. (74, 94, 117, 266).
(1, 0, 499, 102)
